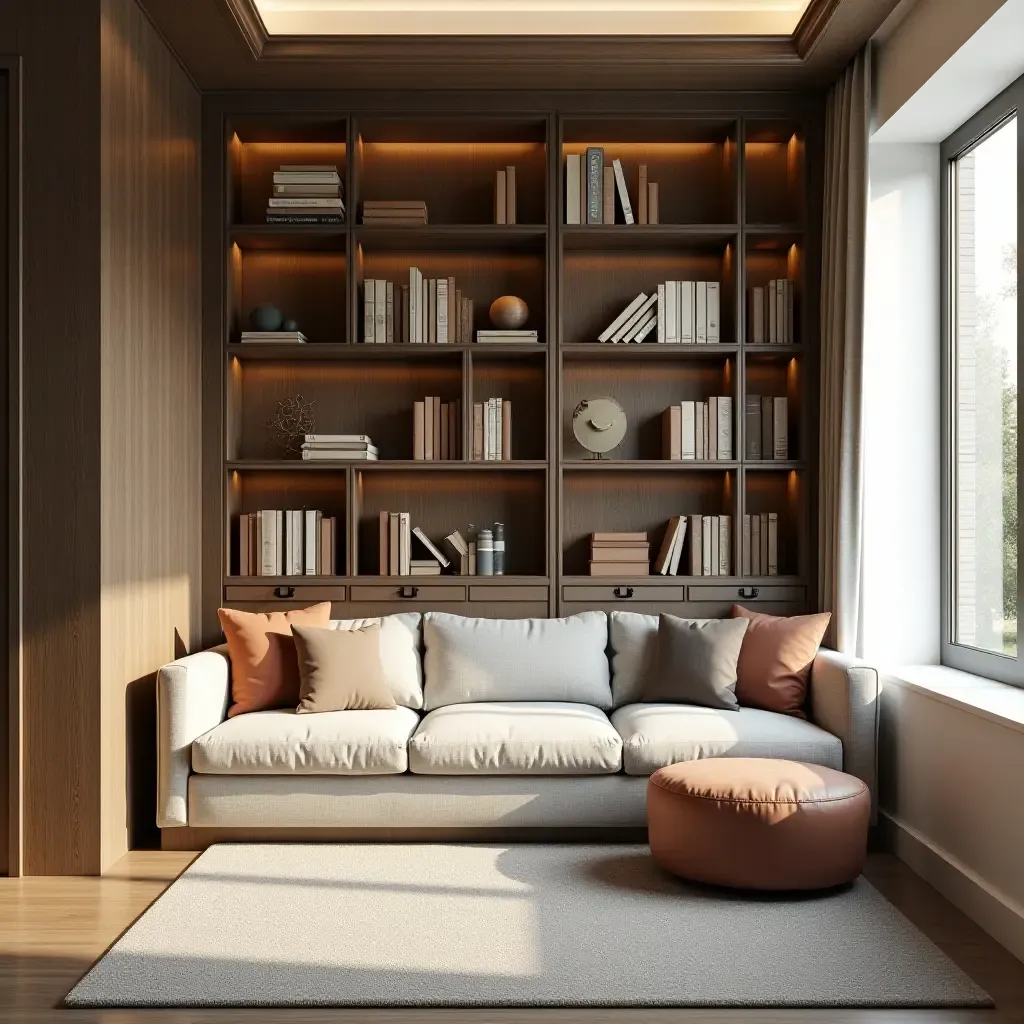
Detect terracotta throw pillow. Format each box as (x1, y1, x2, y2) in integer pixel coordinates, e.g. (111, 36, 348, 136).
(731, 605, 832, 718)
(218, 603, 332, 717)
(292, 624, 397, 713)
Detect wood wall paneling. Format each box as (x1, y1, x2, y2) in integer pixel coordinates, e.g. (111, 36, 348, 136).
(0, 65, 9, 877)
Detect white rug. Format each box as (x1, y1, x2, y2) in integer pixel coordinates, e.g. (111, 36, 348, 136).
(66, 844, 991, 1008)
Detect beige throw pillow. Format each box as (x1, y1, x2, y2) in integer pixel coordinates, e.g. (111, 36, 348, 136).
(292, 624, 397, 714)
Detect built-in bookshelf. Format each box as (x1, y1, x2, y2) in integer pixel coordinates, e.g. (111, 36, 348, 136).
(206, 99, 819, 632)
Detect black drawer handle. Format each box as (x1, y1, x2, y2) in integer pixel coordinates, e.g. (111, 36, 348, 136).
(614, 586, 635, 599)
(273, 585, 296, 599)
(738, 586, 760, 599)
(399, 586, 420, 599)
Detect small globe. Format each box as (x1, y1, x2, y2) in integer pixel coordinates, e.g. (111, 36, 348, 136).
(250, 304, 283, 332)
(282, 319, 299, 332)
(489, 295, 529, 330)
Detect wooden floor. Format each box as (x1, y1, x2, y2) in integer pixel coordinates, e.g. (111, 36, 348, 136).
(1, 851, 1021, 1023)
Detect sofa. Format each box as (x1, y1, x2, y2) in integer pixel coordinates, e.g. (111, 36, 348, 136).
(156, 611, 879, 833)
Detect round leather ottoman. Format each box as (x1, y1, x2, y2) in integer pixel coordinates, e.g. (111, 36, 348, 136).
(647, 757, 870, 890)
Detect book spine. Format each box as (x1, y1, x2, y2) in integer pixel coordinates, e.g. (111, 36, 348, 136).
(701, 516, 713, 577)
(363, 279, 375, 343)
(386, 282, 394, 344)
(401, 284, 409, 343)
(751, 287, 764, 344)
(761, 396, 773, 460)
(751, 513, 761, 576)
(239, 514, 249, 576)
(566, 154, 581, 225)
(389, 513, 400, 576)
(742, 514, 751, 577)
(433, 394, 442, 460)
(501, 399, 511, 461)
(656, 284, 665, 343)
(586, 147, 604, 224)
(399, 512, 411, 576)
(695, 281, 708, 344)
(424, 396, 434, 460)
(719, 515, 731, 576)
(409, 268, 418, 344)
(276, 510, 284, 576)
(421, 274, 428, 344)
(413, 400, 425, 460)
(473, 402, 483, 461)
(305, 510, 318, 575)
(448, 277, 456, 345)
(680, 282, 693, 344)
(647, 182, 659, 224)
(768, 513, 779, 576)
(768, 281, 777, 344)
(612, 158, 634, 224)
(428, 279, 436, 344)
(663, 406, 681, 460)
(776, 279, 785, 343)
(495, 169, 507, 225)
(379, 510, 389, 575)
(718, 396, 733, 461)
(706, 281, 720, 343)
(773, 397, 788, 459)
(690, 515, 701, 575)
(681, 401, 696, 460)
(638, 164, 648, 225)
(666, 280, 678, 344)
(437, 278, 449, 344)
(708, 396, 718, 461)
(745, 395, 761, 459)
(695, 402, 705, 462)
(602, 167, 614, 225)
(787, 279, 796, 343)
(506, 165, 516, 225)
(440, 401, 449, 460)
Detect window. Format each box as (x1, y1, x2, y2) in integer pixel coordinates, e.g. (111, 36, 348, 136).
(943, 83, 1022, 683)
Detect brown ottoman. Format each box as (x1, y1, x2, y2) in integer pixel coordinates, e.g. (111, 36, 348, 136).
(647, 757, 870, 890)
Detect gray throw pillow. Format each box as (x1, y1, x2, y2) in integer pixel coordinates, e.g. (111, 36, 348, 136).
(642, 614, 749, 711)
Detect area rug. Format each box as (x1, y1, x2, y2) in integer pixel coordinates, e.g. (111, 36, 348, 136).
(66, 843, 991, 1008)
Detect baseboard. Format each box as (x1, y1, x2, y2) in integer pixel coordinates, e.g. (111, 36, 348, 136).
(879, 810, 1024, 963)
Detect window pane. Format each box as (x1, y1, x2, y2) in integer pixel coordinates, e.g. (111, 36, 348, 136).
(954, 117, 1017, 656)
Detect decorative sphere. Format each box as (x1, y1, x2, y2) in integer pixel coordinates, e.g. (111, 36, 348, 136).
(282, 319, 299, 332)
(250, 304, 283, 332)
(489, 295, 529, 330)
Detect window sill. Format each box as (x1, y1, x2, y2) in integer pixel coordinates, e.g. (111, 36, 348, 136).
(886, 665, 1024, 736)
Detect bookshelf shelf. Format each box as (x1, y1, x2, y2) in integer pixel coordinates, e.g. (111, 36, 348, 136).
(210, 101, 818, 625)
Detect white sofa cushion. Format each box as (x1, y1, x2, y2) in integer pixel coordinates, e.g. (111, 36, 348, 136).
(423, 611, 611, 709)
(330, 613, 423, 709)
(191, 706, 420, 775)
(409, 702, 622, 775)
(611, 703, 843, 776)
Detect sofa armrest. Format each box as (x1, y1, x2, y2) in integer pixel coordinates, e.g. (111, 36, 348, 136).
(157, 646, 231, 827)
(809, 649, 880, 813)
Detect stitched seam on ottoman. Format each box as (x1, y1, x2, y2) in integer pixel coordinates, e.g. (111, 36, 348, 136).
(649, 780, 868, 805)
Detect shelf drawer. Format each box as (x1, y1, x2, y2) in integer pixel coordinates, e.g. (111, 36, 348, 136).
(469, 585, 549, 603)
(349, 584, 467, 603)
(562, 585, 686, 603)
(223, 584, 346, 603)
(686, 585, 806, 603)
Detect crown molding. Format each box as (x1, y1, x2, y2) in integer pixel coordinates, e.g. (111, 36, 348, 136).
(793, 0, 843, 58)
(222, 0, 268, 58)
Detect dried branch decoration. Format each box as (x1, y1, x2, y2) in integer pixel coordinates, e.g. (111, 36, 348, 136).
(267, 394, 315, 456)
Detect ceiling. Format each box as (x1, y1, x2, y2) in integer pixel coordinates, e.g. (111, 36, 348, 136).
(250, 1, 815, 37)
(137, 0, 905, 91)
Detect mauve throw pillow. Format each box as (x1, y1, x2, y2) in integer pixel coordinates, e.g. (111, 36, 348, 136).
(218, 603, 332, 717)
(642, 614, 749, 711)
(293, 623, 396, 713)
(731, 605, 832, 718)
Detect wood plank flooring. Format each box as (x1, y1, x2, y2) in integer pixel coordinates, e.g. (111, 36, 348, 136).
(1, 851, 1021, 1023)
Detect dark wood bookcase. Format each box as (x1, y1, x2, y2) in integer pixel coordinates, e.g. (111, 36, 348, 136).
(203, 93, 822, 641)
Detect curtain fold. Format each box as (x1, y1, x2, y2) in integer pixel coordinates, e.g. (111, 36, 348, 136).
(819, 47, 871, 655)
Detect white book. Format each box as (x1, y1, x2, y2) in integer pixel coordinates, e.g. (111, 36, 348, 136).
(409, 267, 419, 344)
(259, 510, 273, 576)
(773, 397, 788, 459)
(751, 514, 761, 575)
(283, 511, 293, 575)
(656, 284, 666, 344)
(669, 517, 687, 575)
(665, 282, 678, 344)
(768, 281, 777, 344)
(708, 397, 718, 461)
(611, 159, 634, 224)
(489, 399, 498, 460)
(612, 293, 657, 342)
(707, 281, 720, 343)
(742, 514, 751, 576)
(304, 433, 373, 443)
(386, 282, 394, 344)
(566, 154, 581, 225)
(421, 274, 428, 343)
(681, 402, 696, 460)
(695, 281, 708, 344)
(363, 279, 375, 343)
(695, 402, 706, 460)
(717, 396, 733, 460)
(276, 510, 284, 576)
(374, 279, 386, 344)
(689, 514, 702, 576)
(718, 515, 731, 576)
(679, 281, 694, 344)
(632, 313, 659, 343)
(701, 517, 713, 576)
(399, 512, 411, 576)
(305, 510, 319, 575)
(599, 292, 648, 343)
(292, 510, 304, 576)
(759, 513, 769, 574)
(437, 278, 449, 343)
(497, 398, 504, 459)
(768, 513, 779, 576)
(412, 526, 451, 568)
(751, 286, 765, 344)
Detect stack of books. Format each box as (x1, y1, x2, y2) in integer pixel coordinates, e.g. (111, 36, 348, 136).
(363, 270, 473, 344)
(589, 531, 649, 576)
(378, 515, 451, 576)
(413, 398, 461, 461)
(749, 281, 796, 344)
(565, 151, 641, 226)
(237, 510, 338, 576)
(741, 512, 780, 576)
(241, 330, 307, 344)
(685, 515, 732, 576)
(476, 330, 539, 344)
(472, 398, 511, 461)
(301, 434, 378, 461)
(267, 165, 344, 224)
(597, 281, 721, 345)
(743, 396, 789, 460)
(362, 200, 428, 226)
(443, 528, 473, 576)
(494, 166, 517, 224)
(662, 399, 734, 461)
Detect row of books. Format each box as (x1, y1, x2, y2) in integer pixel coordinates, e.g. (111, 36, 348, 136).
(301, 434, 377, 462)
(378, 512, 451, 576)
(565, 152, 660, 225)
(413, 399, 461, 461)
(742, 512, 781, 577)
(362, 200, 427, 226)
(598, 282, 721, 345)
(363, 270, 473, 344)
(744, 397, 789, 460)
(237, 510, 339, 576)
(662, 399, 734, 461)
(266, 165, 344, 225)
(443, 525, 506, 576)
(749, 281, 796, 344)
(589, 531, 649, 577)
(494, 167, 518, 224)
(654, 516, 733, 577)
(240, 331, 307, 344)
(473, 399, 511, 461)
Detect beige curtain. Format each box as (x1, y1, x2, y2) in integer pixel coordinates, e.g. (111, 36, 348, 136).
(819, 47, 870, 655)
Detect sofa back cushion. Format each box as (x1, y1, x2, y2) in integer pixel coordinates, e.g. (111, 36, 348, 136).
(330, 613, 423, 709)
(610, 611, 709, 706)
(423, 611, 611, 710)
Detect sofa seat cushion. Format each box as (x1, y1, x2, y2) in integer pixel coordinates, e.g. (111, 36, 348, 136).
(611, 703, 842, 776)
(409, 702, 623, 775)
(192, 706, 420, 775)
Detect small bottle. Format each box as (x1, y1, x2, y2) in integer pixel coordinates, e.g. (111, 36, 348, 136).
(493, 522, 505, 576)
(476, 527, 494, 576)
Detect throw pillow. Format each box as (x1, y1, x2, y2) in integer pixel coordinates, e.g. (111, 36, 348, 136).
(642, 614, 749, 711)
(292, 623, 397, 713)
(731, 605, 832, 718)
(218, 603, 331, 717)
